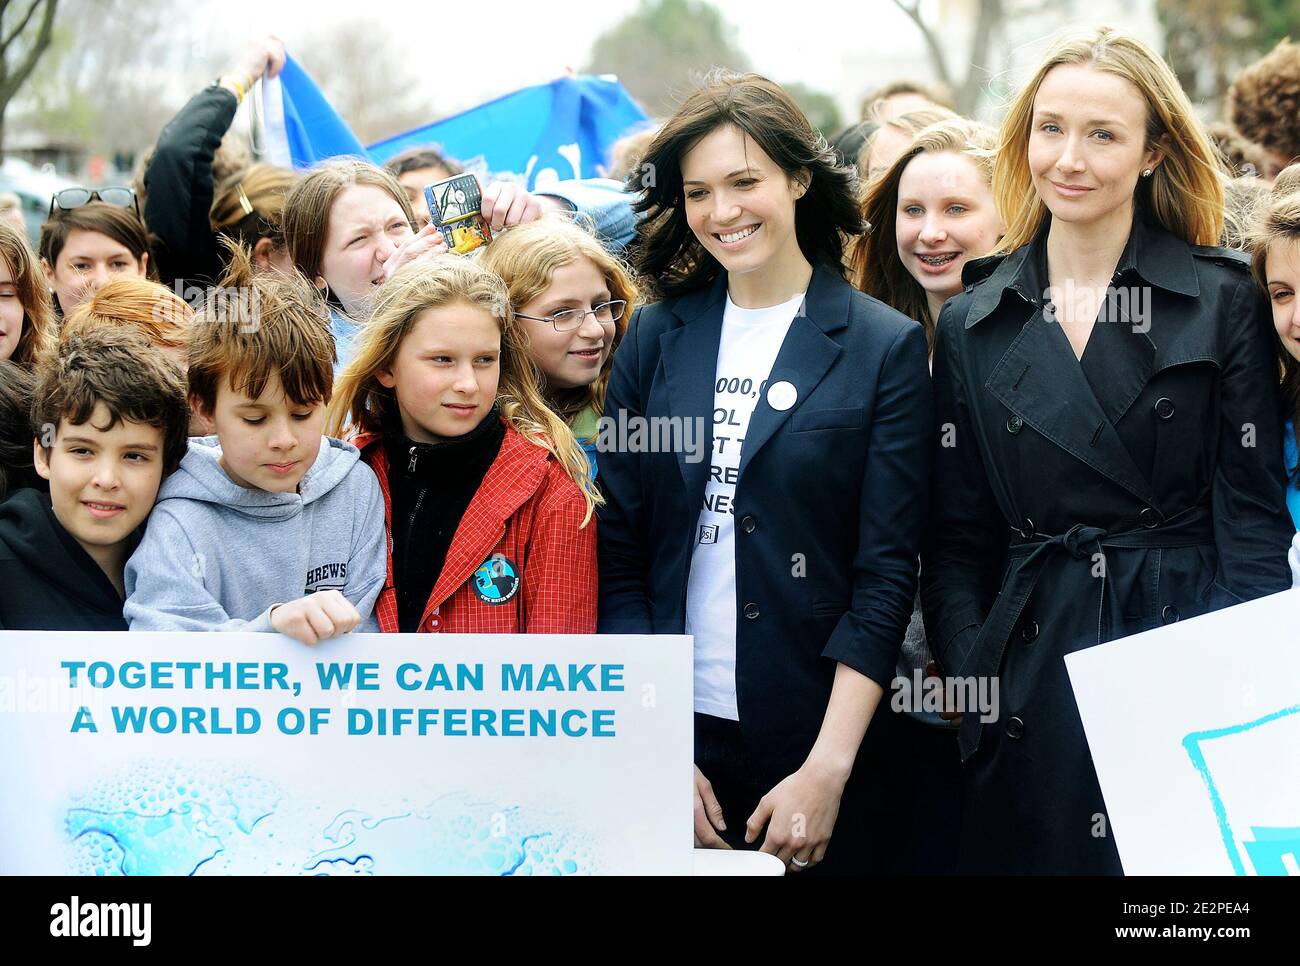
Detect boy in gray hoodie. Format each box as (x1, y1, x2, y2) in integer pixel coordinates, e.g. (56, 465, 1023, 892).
(124, 250, 385, 642)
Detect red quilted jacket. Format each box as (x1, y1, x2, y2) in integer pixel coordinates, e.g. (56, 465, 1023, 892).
(355, 423, 597, 634)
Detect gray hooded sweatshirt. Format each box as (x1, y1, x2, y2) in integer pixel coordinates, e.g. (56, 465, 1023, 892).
(124, 436, 386, 632)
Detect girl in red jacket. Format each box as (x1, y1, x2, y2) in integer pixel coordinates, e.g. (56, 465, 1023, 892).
(326, 255, 599, 634)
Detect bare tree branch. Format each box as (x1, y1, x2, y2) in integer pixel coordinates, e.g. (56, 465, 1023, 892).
(2, 0, 44, 51)
(892, 0, 955, 92)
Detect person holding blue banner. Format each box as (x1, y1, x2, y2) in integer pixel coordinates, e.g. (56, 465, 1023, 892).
(597, 71, 933, 874)
(144, 36, 292, 289)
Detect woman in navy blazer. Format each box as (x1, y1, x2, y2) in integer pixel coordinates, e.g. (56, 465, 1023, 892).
(597, 72, 933, 873)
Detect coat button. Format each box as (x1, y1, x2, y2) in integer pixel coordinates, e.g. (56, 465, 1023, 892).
(1140, 507, 1162, 528)
(1006, 414, 1024, 435)
(1162, 604, 1179, 624)
(1154, 397, 1175, 420)
(1006, 716, 1025, 739)
(744, 602, 760, 620)
(1016, 518, 1035, 539)
(740, 514, 757, 534)
(1021, 620, 1039, 642)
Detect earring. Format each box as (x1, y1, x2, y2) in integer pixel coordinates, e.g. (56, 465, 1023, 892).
(1142, 169, 1152, 177)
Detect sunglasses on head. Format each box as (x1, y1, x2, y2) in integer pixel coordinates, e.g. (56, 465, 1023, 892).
(48, 186, 139, 219)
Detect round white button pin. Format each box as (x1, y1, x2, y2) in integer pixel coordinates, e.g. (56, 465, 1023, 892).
(766, 381, 797, 411)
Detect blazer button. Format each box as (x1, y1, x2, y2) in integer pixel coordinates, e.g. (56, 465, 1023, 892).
(740, 514, 757, 534)
(744, 602, 760, 620)
(1161, 604, 1179, 624)
(1006, 716, 1025, 739)
(1021, 620, 1039, 643)
(1006, 414, 1024, 435)
(1140, 507, 1162, 529)
(1154, 397, 1175, 420)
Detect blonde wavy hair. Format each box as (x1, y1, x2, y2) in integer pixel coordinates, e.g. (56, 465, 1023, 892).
(851, 118, 999, 348)
(993, 25, 1224, 253)
(327, 255, 601, 522)
(479, 217, 638, 429)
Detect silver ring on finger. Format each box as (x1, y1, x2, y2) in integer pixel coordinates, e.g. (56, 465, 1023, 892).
(790, 856, 809, 868)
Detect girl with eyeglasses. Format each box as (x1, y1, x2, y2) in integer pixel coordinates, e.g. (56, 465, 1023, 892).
(480, 218, 637, 479)
(39, 198, 152, 317)
(325, 255, 600, 635)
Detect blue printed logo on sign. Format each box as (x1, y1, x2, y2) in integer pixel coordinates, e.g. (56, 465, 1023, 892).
(473, 555, 519, 606)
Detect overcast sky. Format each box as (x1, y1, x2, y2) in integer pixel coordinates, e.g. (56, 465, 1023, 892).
(203, 0, 923, 118)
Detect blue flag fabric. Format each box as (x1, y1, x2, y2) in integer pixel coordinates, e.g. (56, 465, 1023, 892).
(368, 75, 649, 188)
(259, 54, 367, 169)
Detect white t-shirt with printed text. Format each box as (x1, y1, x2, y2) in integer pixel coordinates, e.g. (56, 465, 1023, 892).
(686, 290, 805, 720)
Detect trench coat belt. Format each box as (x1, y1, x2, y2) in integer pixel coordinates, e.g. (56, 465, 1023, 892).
(956, 504, 1214, 761)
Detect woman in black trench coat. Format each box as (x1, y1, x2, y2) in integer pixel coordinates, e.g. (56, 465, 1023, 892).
(922, 27, 1295, 875)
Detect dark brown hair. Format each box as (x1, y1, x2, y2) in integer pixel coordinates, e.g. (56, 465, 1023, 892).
(30, 326, 190, 474)
(39, 201, 153, 277)
(1227, 40, 1300, 168)
(187, 242, 335, 414)
(383, 145, 464, 180)
(630, 71, 863, 300)
(0, 358, 41, 497)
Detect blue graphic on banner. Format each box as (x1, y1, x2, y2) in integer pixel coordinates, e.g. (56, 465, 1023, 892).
(368, 76, 649, 188)
(1183, 704, 1300, 876)
(263, 54, 367, 168)
(64, 762, 596, 875)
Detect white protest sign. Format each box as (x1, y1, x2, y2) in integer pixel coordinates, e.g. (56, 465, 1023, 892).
(0, 632, 692, 875)
(1066, 589, 1300, 875)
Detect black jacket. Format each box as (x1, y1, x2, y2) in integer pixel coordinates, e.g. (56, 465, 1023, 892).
(0, 488, 130, 630)
(598, 265, 934, 784)
(922, 216, 1294, 874)
(382, 406, 505, 633)
(144, 84, 239, 289)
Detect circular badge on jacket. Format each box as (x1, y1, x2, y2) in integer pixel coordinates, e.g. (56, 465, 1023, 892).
(473, 553, 519, 605)
(766, 380, 797, 411)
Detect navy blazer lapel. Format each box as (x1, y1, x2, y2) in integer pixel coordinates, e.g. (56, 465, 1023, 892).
(660, 275, 726, 501)
(738, 266, 848, 481)
(986, 310, 1158, 506)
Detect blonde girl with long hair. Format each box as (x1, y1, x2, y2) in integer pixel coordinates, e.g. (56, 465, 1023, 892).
(327, 255, 599, 635)
(479, 217, 638, 478)
(852, 117, 1003, 351)
(921, 25, 1294, 875)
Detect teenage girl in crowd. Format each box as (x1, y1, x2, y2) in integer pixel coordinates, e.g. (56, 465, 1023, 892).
(40, 199, 152, 318)
(480, 217, 637, 478)
(598, 71, 933, 874)
(1245, 163, 1300, 581)
(849, 117, 1005, 873)
(326, 256, 599, 634)
(922, 26, 1294, 875)
(282, 159, 552, 372)
(0, 221, 54, 367)
(144, 35, 293, 287)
